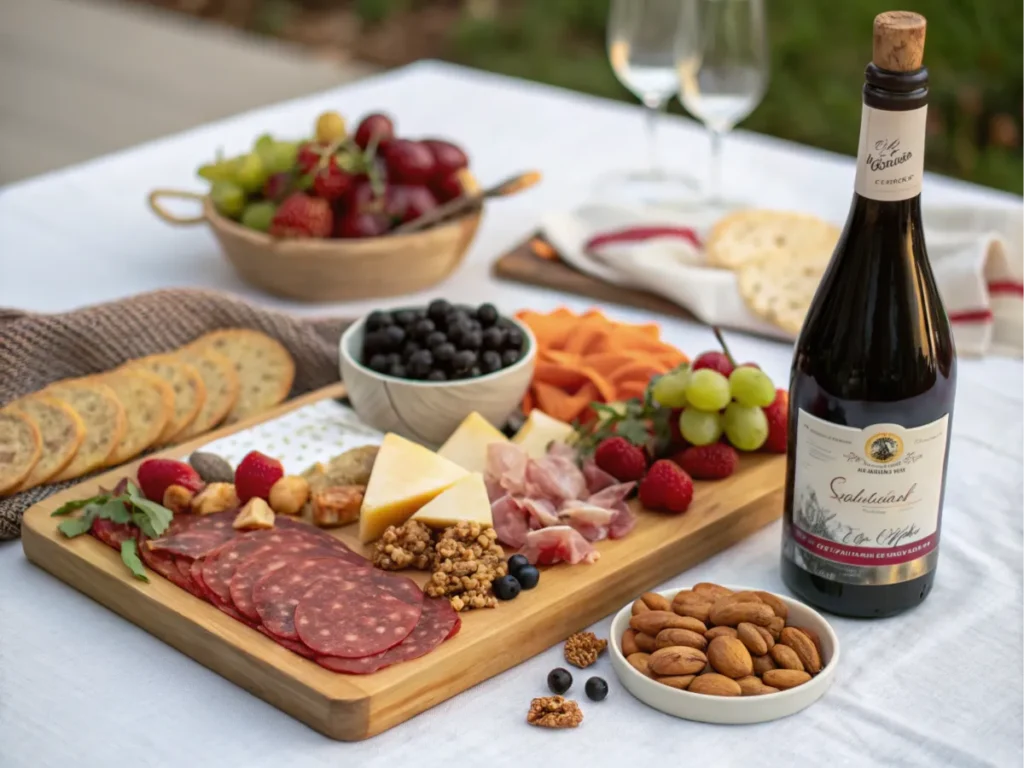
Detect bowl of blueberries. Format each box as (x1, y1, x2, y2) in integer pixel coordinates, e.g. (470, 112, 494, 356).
(339, 298, 536, 445)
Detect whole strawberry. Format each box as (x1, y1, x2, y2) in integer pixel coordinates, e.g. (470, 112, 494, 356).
(312, 158, 354, 202)
(672, 444, 738, 480)
(762, 389, 789, 453)
(638, 459, 694, 514)
(137, 459, 204, 504)
(269, 193, 332, 238)
(234, 451, 284, 503)
(594, 436, 648, 482)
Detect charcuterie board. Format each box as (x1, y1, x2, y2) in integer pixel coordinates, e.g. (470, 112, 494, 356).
(21, 383, 785, 741)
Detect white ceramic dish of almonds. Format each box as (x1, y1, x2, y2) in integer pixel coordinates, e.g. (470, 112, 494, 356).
(609, 587, 840, 724)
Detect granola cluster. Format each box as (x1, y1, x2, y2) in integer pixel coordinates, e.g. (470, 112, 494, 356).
(526, 696, 583, 729)
(424, 521, 507, 612)
(371, 520, 435, 571)
(563, 632, 608, 669)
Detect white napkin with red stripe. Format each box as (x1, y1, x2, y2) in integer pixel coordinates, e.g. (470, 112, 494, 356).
(540, 204, 1023, 357)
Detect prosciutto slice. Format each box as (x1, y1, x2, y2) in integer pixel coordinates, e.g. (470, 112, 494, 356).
(525, 454, 587, 502)
(582, 458, 618, 494)
(487, 443, 529, 496)
(491, 495, 529, 549)
(558, 503, 616, 542)
(522, 497, 560, 529)
(521, 526, 600, 566)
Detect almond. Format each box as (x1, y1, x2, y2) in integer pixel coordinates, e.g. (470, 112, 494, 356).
(640, 592, 672, 612)
(693, 582, 733, 600)
(767, 616, 786, 639)
(649, 645, 708, 676)
(630, 610, 702, 636)
(707, 636, 754, 679)
(755, 591, 789, 621)
(793, 625, 824, 657)
(736, 675, 773, 696)
(780, 627, 822, 674)
(621, 629, 641, 657)
(708, 601, 775, 628)
(632, 599, 651, 616)
(761, 686, 780, 693)
(705, 626, 738, 641)
(687, 673, 742, 696)
(762, 669, 812, 690)
(711, 590, 764, 609)
(754, 625, 775, 651)
(655, 674, 695, 690)
(752, 653, 777, 676)
(736, 622, 768, 656)
(655, 628, 707, 652)
(627, 652, 654, 677)
(671, 591, 713, 623)
(634, 632, 657, 653)
(770, 644, 805, 671)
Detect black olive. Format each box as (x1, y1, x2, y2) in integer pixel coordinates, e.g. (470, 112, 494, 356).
(493, 574, 521, 601)
(480, 350, 502, 373)
(426, 369, 447, 381)
(507, 554, 529, 574)
(433, 342, 456, 364)
(585, 677, 608, 702)
(427, 299, 452, 323)
(481, 326, 505, 350)
(425, 330, 447, 349)
(366, 310, 393, 331)
(476, 303, 499, 327)
(515, 564, 539, 590)
(547, 668, 573, 695)
(368, 354, 389, 372)
(501, 349, 521, 368)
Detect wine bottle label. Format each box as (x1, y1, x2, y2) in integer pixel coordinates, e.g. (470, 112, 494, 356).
(853, 104, 928, 202)
(787, 409, 948, 586)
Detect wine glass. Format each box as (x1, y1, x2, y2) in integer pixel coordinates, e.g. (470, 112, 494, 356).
(675, 0, 769, 205)
(606, 0, 698, 201)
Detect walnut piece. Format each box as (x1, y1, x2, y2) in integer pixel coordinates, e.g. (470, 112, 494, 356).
(233, 497, 275, 530)
(424, 521, 507, 612)
(372, 520, 435, 571)
(190, 483, 239, 516)
(268, 475, 309, 516)
(310, 485, 365, 528)
(526, 696, 583, 729)
(564, 632, 608, 669)
(162, 484, 197, 515)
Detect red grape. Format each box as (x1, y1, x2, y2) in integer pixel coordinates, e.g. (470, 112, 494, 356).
(384, 139, 436, 185)
(335, 211, 391, 238)
(421, 139, 468, 179)
(692, 351, 734, 377)
(354, 113, 395, 151)
(431, 171, 464, 203)
(312, 158, 354, 202)
(385, 184, 438, 224)
(263, 172, 294, 203)
(346, 177, 385, 214)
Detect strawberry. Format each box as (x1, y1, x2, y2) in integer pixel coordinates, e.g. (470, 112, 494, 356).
(692, 351, 734, 378)
(762, 389, 789, 453)
(312, 158, 354, 202)
(137, 459, 204, 504)
(638, 460, 694, 514)
(269, 193, 333, 238)
(296, 141, 325, 175)
(672, 444, 738, 480)
(594, 436, 648, 482)
(234, 451, 284, 503)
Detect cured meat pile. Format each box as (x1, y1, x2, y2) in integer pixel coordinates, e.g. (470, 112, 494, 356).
(90, 509, 459, 674)
(485, 442, 637, 565)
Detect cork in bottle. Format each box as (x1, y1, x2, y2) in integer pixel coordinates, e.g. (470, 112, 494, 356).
(872, 11, 926, 72)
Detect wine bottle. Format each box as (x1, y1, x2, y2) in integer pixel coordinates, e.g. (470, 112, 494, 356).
(781, 11, 957, 618)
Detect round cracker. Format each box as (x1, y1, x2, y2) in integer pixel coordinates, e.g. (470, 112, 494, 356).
(189, 330, 294, 424)
(124, 355, 205, 444)
(172, 348, 240, 440)
(9, 396, 85, 490)
(737, 253, 826, 336)
(44, 380, 126, 482)
(100, 369, 174, 465)
(0, 410, 42, 494)
(706, 210, 840, 270)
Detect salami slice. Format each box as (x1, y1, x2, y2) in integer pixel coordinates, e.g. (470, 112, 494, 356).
(90, 518, 135, 550)
(202, 530, 302, 606)
(230, 543, 346, 621)
(367, 571, 424, 607)
(138, 537, 192, 591)
(254, 557, 372, 641)
(315, 597, 457, 674)
(174, 558, 207, 599)
(275, 518, 356, 551)
(257, 626, 316, 659)
(147, 511, 237, 557)
(190, 558, 212, 600)
(295, 578, 421, 658)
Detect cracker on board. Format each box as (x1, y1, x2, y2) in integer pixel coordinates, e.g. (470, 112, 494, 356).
(44, 380, 126, 482)
(172, 347, 240, 440)
(706, 210, 839, 270)
(188, 330, 295, 424)
(100, 368, 174, 466)
(0, 410, 42, 495)
(737, 253, 826, 336)
(124, 355, 206, 444)
(9, 395, 84, 490)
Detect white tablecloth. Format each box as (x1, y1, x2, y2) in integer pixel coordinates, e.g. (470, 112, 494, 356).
(1, 62, 1021, 768)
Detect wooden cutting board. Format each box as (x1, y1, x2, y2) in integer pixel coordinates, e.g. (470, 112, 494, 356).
(21, 384, 784, 741)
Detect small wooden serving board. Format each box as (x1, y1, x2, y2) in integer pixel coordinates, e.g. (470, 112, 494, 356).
(21, 384, 784, 741)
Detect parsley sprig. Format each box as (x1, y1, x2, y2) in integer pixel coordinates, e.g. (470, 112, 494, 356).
(51, 481, 174, 581)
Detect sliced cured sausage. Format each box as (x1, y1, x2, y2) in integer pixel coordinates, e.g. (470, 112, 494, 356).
(190, 558, 212, 600)
(147, 511, 237, 558)
(367, 571, 425, 608)
(254, 557, 372, 641)
(315, 597, 457, 674)
(137, 536, 192, 591)
(90, 518, 135, 550)
(295, 578, 421, 658)
(230, 544, 345, 621)
(202, 530, 301, 606)
(257, 626, 316, 659)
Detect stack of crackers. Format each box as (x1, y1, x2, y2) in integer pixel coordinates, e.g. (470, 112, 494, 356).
(0, 329, 295, 496)
(705, 210, 841, 335)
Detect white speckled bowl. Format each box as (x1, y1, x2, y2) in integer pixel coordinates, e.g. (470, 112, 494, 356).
(609, 587, 840, 724)
(339, 310, 536, 446)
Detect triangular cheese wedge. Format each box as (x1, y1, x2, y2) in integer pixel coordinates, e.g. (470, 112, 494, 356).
(511, 409, 575, 459)
(358, 433, 468, 542)
(411, 473, 492, 529)
(437, 412, 509, 474)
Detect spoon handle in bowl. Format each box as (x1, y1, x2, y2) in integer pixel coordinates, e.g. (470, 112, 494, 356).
(393, 171, 542, 235)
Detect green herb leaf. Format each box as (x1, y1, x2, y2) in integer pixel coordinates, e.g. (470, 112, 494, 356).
(94, 498, 133, 524)
(125, 481, 144, 500)
(51, 495, 107, 517)
(617, 420, 652, 447)
(120, 539, 149, 582)
(57, 515, 95, 538)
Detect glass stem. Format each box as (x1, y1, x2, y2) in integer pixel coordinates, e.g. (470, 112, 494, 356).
(707, 127, 724, 204)
(643, 98, 665, 178)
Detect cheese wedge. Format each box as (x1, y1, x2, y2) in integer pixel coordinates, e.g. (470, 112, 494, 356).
(410, 473, 492, 529)
(358, 433, 468, 542)
(437, 411, 509, 474)
(511, 409, 576, 459)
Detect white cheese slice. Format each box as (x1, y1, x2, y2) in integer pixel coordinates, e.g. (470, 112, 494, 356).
(437, 411, 509, 474)
(511, 409, 575, 459)
(410, 472, 492, 529)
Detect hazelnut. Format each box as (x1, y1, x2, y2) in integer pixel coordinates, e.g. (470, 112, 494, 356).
(162, 484, 197, 514)
(233, 497, 275, 530)
(190, 482, 240, 516)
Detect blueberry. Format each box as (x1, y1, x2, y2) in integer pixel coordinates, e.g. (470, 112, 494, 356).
(366, 310, 393, 331)
(451, 349, 476, 373)
(368, 354, 389, 372)
(387, 362, 407, 378)
(433, 342, 456, 364)
(505, 327, 524, 350)
(393, 309, 417, 327)
(584, 677, 608, 702)
(413, 318, 436, 342)
(468, 365, 482, 378)
(501, 349, 521, 368)
(426, 369, 447, 381)
(427, 299, 452, 323)
(408, 349, 433, 379)
(425, 330, 447, 349)
(515, 564, 539, 590)
(547, 668, 573, 695)
(402, 340, 421, 358)
(383, 324, 406, 348)
(362, 329, 389, 355)
(493, 574, 521, 601)
(460, 330, 483, 351)
(507, 554, 530, 574)
(385, 352, 401, 367)
(476, 303, 499, 327)
(444, 309, 469, 329)
(482, 326, 505, 350)
(480, 350, 502, 373)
